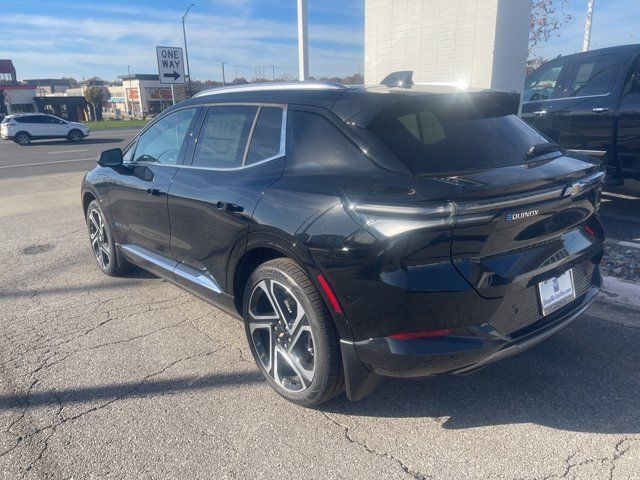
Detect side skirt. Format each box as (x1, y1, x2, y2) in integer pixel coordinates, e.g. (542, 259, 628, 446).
(118, 243, 240, 318)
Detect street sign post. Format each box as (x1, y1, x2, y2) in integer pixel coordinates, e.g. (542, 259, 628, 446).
(156, 46, 185, 85)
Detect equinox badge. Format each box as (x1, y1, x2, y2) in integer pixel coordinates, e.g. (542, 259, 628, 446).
(506, 209, 540, 221)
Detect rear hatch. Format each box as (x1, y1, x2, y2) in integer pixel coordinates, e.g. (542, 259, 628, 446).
(365, 91, 604, 334)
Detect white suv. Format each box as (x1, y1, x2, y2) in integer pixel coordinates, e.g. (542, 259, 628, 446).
(1, 113, 90, 146)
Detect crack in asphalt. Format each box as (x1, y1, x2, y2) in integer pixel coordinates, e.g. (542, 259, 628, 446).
(537, 437, 636, 480)
(0, 292, 196, 373)
(320, 411, 432, 480)
(0, 349, 218, 471)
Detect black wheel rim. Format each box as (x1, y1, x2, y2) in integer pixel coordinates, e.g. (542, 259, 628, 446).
(248, 279, 316, 393)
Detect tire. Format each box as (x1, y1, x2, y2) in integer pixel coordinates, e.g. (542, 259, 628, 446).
(68, 129, 83, 142)
(85, 200, 131, 276)
(14, 132, 30, 146)
(243, 258, 343, 407)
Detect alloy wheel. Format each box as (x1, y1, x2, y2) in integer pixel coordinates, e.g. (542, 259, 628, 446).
(70, 131, 82, 142)
(88, 208, 111, 270)
(248, 279, 316, 392)
(16, 133, 30, 145)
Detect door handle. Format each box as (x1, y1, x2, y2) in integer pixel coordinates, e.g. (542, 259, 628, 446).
(146, 188, 166, 196)
(216, 201, 244, 213)
(592, 107, 610, 113)
(533, 109, 548, 117)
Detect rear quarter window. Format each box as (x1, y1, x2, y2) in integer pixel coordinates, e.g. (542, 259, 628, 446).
(368, 95, 548, 174)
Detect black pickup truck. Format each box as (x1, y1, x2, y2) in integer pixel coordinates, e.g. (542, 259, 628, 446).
(523, 44, 640, 185)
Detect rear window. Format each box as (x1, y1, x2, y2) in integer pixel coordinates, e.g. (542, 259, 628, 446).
(368, 95, 548, 174)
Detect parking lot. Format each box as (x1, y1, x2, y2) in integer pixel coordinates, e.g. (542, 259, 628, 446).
(1, 133, 639, 479)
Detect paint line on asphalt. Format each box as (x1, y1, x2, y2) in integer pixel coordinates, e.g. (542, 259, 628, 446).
(606, 238, 640, 250)
(603, 191, 640, 201)
(0, 158, 95, 169)
(47, 149, 89, 155)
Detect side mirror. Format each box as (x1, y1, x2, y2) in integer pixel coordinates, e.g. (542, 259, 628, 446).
(97, 148, 123, 167)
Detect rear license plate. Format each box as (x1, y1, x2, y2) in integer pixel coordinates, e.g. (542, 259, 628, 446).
(538, 269, 576, 316)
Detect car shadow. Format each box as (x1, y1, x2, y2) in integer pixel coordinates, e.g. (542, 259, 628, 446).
(322, 313, 640, 434)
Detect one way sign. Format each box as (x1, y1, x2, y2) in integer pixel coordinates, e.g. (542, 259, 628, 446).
(156, 46, 185, 84)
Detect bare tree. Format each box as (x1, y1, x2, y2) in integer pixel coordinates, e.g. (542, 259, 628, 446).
(529, 0, 574, 57)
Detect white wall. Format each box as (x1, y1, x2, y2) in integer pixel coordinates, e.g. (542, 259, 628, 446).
(365, 0, 532, 93)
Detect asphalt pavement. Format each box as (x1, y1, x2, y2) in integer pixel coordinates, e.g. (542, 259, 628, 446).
(0, 135, 639, 479)
(0, 130, 137, 179)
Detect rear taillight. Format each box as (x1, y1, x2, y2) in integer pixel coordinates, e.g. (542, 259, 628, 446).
(388, 328, 454, 340)
(344, 200, 495, 238)
(344, 172, 604, 240)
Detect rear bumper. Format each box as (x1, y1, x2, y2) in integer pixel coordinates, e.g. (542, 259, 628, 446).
(341, 276, 600, 400)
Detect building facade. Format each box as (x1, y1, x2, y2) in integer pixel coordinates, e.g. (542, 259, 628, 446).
(116, 74, 187, 117)
(364, 0, 532, 93)
(24, 78, 72, 95)
(1, 85, 37, 115)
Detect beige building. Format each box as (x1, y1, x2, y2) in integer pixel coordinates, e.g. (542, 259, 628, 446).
(365, 0, 532, 93)
(58, 75, 186, 119)
(116, 74, 186, 117)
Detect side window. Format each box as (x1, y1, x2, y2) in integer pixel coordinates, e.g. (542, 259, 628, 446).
(246, 107, 284, 165)
(192, 105, 257, 168)
(566, 54, 620, 97)
(122, 141, 136, 163)
(133, 108, 197, 165)
(524, 63, 566, 102)
(288, 110, 367, 172)
(629, 59, 640, 94)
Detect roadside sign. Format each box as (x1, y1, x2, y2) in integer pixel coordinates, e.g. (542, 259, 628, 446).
(156, 46, 185, 84)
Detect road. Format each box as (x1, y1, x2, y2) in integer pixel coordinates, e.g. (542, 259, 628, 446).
(0, 135, 639, 479)
(0, 130, 136, 179)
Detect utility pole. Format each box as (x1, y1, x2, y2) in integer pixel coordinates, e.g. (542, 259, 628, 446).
(182, 4, 195, 97)
(583, 0, 595, 52)
(297, 0, 309, 81)
(124, 65, 131, 117)
(270, 65, 276, 81)
(221, 61, 227, 86)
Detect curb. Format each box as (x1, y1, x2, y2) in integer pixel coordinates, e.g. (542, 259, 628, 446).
(587, 276, 640, 329)
(599, 275, 640, 309)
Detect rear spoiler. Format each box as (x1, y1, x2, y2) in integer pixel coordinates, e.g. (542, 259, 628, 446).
(343, 90, 521, 128)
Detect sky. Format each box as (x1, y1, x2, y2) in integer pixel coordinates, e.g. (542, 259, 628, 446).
(530, 0, 640, 60)
(1, 0, 638, 82)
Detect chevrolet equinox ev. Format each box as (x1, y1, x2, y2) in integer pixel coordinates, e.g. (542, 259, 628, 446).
(81, 72, 604, 406)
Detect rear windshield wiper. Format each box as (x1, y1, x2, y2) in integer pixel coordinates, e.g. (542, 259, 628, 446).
(524, 143, 564, 161)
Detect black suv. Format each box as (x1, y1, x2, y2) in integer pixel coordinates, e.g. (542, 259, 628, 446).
(523, 44, 640, 185)
(82, 73, 604, 406)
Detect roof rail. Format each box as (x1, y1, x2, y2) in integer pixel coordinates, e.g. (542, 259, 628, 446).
(380, 71, 413, 87)
(193, 81, 346, 98)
